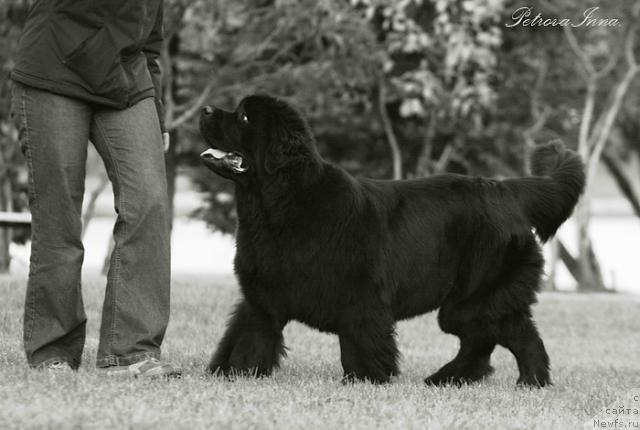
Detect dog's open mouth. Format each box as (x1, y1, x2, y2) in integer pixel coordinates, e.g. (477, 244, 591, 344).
(201, 148, 248, 173)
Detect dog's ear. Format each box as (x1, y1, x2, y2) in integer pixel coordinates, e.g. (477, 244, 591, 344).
(263, 103, 312, 174)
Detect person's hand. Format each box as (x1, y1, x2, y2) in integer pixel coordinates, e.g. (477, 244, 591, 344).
(162, 132, 170, 152)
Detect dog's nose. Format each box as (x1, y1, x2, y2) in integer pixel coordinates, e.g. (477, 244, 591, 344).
(202, 105, 214, 116)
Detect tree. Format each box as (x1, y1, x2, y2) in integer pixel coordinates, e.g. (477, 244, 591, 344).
(181, 0, 517, 232)
(602, 94, 640, 219)
(507, 1, 640, 291)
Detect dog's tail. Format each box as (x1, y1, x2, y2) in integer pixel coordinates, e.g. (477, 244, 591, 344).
(506, 141, 585, 243)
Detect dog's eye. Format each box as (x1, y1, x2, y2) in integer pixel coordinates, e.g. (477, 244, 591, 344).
(239, 113, 249, 124)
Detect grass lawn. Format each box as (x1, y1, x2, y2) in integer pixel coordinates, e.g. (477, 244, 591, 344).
(1, 274, 639, 429)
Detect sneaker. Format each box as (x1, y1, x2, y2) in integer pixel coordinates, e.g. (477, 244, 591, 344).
(104, 358, 182, 378)
(38, 360, 73, 371)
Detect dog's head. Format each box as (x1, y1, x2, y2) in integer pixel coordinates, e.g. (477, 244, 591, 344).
(199, 95, 318, 184)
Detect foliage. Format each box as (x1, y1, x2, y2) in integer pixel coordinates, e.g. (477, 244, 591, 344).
(1, 0, 639, 283)
(179, 0, 516, 232)
(152, 0, 640, 242)
(171, 0, 386, 233)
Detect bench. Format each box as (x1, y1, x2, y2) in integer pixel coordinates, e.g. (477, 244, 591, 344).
(0, 211, 32, 227)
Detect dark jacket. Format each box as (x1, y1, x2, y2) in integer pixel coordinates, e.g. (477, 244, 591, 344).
(11, 0, 166, 131)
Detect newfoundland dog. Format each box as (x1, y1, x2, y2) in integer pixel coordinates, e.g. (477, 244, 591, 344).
(199, 95, 584, 387)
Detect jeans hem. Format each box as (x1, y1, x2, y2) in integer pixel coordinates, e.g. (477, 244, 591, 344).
(96, 351, 160, 368)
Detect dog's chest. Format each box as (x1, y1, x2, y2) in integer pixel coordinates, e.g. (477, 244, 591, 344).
(234, 237, 346, 330)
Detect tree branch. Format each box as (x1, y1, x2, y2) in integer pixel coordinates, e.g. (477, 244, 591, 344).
(586, 59, 639, 186)
(377, 76, 402, 180)
(433, 144, 453, 174)
(602, 151, 640, 218)
(579, 82, 596, 159)
(557, 239, 580, 282)
(595, 50, 619, 79)
(166, 80, 215, 131)
(415, 113, 437, 177)
(562, 26, 597, 158)
(563, 26, 596, 77)
(522, 56, 551, 172)
(625, 24, 639, 70)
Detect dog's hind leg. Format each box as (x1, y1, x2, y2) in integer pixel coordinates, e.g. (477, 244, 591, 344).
(339, 312, 399, 384)
(208, 299, 286, 377)
(497, 312, 550, 387)
(427, 240, 550, 387)
(425, 302, 496, 386)
(424, 338, 496, 386)
(491, 247, 551, 387)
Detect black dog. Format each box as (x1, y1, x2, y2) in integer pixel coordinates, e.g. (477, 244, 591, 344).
(199, 95, 584, 387)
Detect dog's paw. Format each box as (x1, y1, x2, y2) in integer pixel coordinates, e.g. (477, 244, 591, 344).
(425, 362, 494, 387)
(207, 361, 229, 376)
(341, 372, 390, 385)
(209, 362, 272, 379)
(424, 374, 468, 387)
(516, 374, 552, 388)
(424, 372, 491, 387)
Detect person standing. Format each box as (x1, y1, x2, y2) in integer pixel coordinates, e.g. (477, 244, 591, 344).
(10, 0, 181, 377)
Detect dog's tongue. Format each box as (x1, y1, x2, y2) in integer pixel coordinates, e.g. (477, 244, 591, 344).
(202, 148, 227, 160)
(201, 148, 247, 173)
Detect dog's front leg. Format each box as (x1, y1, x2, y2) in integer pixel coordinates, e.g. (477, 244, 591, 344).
(338, 314, 399, 384)
(208, 299, 286, 377)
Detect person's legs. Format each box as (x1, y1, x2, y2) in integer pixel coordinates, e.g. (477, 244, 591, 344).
(10, 83, 91, 369)
(90, 97, 171, 368)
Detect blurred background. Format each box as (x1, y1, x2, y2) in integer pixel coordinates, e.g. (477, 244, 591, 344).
(1, 0, 639, 293)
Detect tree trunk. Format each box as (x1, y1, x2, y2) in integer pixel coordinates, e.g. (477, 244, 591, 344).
(555, 238, 605, 291)
(544, 238, 558, 291)
(557, 239, 579, 282)
(0, 231, 9, 273)
(414, 114, 437, 177)
(602, 152, 640, 218)
(377, 77, 402, 180)
(571, 74, 607, 292)
(572, 27, 639, 291)
(0, 176, 12, 273)
(574, 196, 606, 291)
(165, 128, 177, 228)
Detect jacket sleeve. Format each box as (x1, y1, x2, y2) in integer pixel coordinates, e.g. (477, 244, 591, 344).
(143, 3, 166, 133)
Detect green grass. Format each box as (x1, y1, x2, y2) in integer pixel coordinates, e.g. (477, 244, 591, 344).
(1, 274, 639, 429)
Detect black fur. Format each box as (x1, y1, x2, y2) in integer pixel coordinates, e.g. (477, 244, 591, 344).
(199, 95, 585, 386)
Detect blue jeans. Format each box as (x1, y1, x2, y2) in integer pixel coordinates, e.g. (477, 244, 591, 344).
(10, 82, 171, 369)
